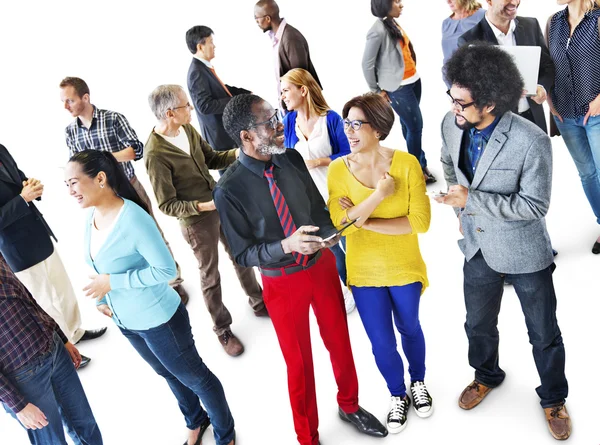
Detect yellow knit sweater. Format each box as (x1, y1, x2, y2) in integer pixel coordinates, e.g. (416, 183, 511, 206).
(327, 150, 430, 289)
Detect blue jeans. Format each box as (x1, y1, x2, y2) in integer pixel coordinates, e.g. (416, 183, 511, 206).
(119, 304, 235, 445)
(386, 79, 427, 169)
(330, 237, 347, 285)
(463, 250, 568, 408)
(554, 114, 600, 224)
(3, 333, 102, 445)
(352, 282, 425, 397)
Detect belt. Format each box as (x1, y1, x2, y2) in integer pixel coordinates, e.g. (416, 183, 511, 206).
(259, 250, 322, 277)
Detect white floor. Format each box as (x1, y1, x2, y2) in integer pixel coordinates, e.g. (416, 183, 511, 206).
(0, 1, 597, 444)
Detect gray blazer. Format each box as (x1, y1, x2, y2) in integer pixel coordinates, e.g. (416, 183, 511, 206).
(440, 111, 554, 274)
(362, 19, 405, 93)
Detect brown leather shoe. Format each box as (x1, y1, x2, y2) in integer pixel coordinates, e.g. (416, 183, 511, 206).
(253, 306, 270, 317)
(458, 380, 493, 410)
(218, 330, 244, 357)
(173, 285, 189, 306)
(544, 404, 571, 440)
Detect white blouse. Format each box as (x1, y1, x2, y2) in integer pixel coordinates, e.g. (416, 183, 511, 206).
(294, 115, 332, 199)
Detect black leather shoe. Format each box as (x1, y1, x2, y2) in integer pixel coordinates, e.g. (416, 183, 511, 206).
(77, 327, 107, 343)
(183, 416, 210, 445)
(593, 242, 600, 254)
(173, 284, 189, 306)
(552, 249, 558, 257)
(338, 406, 388, 437)
(78, 355, 91, 370)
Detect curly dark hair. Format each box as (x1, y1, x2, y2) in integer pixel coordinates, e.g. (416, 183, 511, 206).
(342, 93, 395, 141)
(223, 94, 264, 146)
(444, 42, 523, 116)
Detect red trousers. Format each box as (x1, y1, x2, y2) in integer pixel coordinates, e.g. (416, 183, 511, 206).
(261, 249, 359, 445)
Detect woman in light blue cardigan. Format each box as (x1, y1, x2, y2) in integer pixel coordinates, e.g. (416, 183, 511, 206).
(65, 150, 235, 445)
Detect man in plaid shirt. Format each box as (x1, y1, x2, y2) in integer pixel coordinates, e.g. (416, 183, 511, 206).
(0, 255, 102, 444)
(59, 77, 188, 304)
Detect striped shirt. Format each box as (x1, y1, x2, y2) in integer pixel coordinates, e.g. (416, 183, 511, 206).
(0, 256, 67, 412)
(548, 8, 600, 119)
(65, 106, 144, 180)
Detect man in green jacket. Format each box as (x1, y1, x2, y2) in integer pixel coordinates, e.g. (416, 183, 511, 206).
(144, 84, 266, 357)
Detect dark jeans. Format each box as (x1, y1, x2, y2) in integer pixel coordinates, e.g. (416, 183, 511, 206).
(330, 236, 347, 285)
(463, 250, 568, 408)
(3, 332, 102, 445)
(120, 304, 235, 445)
(352, 282, 425, 397)
(386, 79, 427, 169)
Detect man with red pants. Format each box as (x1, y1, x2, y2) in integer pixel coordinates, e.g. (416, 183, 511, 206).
(214, 94, 387, 445)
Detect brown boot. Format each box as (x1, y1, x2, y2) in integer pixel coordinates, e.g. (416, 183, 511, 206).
(544, 404, 571, 440)
(218, 330, 244, 357)
(458, 380, 493, 410)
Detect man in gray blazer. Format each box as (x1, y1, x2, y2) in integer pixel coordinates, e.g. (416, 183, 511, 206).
(437, 44, 571, 441)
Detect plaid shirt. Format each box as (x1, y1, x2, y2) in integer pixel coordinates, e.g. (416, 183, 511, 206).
(0, 256, 67, 412)
(65, 106, 144, 180)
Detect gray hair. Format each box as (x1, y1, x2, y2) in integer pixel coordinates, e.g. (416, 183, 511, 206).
(148, 84, 185, 120)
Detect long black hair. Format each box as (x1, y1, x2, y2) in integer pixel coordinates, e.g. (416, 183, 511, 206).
(68, 150, 150, 214)
(371, 0, 404, 44)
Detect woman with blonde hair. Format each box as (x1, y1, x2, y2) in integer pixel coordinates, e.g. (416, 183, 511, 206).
(441, 0, 485, 85)
(281, 68, 355, 313)
(547, 0, 600, 256)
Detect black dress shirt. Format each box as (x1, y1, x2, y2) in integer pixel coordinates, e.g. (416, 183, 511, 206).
(213, 149, 335, 268)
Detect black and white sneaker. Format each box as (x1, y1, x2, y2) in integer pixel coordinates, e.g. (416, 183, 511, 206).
(410, 380, 433, 418)
(387, 395, 410, 434)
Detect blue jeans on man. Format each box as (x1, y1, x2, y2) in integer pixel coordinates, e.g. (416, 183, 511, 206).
(3, 332, 102, 445)
(463, 250, 568, 408)
(119, 303, 235, 445)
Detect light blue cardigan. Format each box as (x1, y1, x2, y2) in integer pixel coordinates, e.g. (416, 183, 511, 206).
(85, 199, 179, 330)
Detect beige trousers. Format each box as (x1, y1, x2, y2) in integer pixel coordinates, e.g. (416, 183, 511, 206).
(15, 248, 84, 343)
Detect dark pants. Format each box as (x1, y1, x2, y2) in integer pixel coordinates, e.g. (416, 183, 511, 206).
(181, 210, 264, 336)
(329, 237, 347, 285)
(261, 249, 359, 445)
(352, 282, 425, 397)
(463, 250, 568, 408)
(120, 304, 235, 445)
(3, 333, 102, 445)
(386, 79, 428, 169)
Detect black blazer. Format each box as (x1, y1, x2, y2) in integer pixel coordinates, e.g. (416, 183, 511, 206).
(0, 144, 56, 273)
(458, 16, 555, 134)
(278, 24, 321, 89)
(187, 59, 250, 151)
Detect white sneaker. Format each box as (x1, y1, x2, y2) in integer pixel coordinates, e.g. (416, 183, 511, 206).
(342, 284, 355, 314)
(410, 381, 433, 418)
(387, 395, 410, 434)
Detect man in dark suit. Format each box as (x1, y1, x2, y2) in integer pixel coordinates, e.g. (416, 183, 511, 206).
(0, 144, 106, 368)
(458, 0, 554, 134)
(254, 0, 321, 111)
(186, 25, 250, 160)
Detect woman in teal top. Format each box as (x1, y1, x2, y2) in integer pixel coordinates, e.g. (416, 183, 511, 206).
(65, 150, 235, 445)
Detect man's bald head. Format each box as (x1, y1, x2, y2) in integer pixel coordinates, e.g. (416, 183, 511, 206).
(254, 0, 281, 32)
(255, 0, 280, 19)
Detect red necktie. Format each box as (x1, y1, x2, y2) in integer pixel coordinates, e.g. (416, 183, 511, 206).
(209, 67, 232, 97)
(264, 164, 310, 266)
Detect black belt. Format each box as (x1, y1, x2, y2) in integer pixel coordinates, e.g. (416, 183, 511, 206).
(259, 251, 322, 277)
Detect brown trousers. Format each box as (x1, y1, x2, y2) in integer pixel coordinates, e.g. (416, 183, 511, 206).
(130, 175, 183, 286)
(181, 210, 264, 336)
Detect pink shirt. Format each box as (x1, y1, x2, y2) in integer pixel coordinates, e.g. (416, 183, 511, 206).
(269, 19, 287, 99)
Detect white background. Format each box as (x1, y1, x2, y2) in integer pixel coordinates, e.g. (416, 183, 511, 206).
(0, 1, 597, 444)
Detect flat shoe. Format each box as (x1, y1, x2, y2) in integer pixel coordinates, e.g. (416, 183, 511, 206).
(183, 416, 210, 445)
(592, 242, 600, 254)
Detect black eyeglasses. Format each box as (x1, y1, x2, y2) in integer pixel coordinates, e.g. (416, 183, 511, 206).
(446, 90, 476, 112)
(170, 102, 192, 111)
(249, 110, 280, 130)
(343, 119, 371, 131)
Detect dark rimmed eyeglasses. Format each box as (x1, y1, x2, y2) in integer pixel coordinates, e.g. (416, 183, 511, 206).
(170, 102, 192, 111)
(343, 119, 371, 131)
(446, 90, 476, 112)
(249, 110, 280, 130)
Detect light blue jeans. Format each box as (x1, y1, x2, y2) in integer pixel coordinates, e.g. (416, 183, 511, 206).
(554, 114, 600, 224)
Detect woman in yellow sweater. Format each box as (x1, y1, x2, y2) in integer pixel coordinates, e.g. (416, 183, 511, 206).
(327, 93, 432, 434)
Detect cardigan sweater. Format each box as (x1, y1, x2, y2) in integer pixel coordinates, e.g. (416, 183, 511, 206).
(144, 124, 237, 227)
(327, 151, 430, 289)
(87, 199, 180, 330)
(283, 110, 351, 160)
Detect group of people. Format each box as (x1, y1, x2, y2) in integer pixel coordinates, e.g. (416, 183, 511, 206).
(2, 0, 600, 444)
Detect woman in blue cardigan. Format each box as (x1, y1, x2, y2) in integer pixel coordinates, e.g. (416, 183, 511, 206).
(281, 68, 355, 313)
(65, 150, 235, 445)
